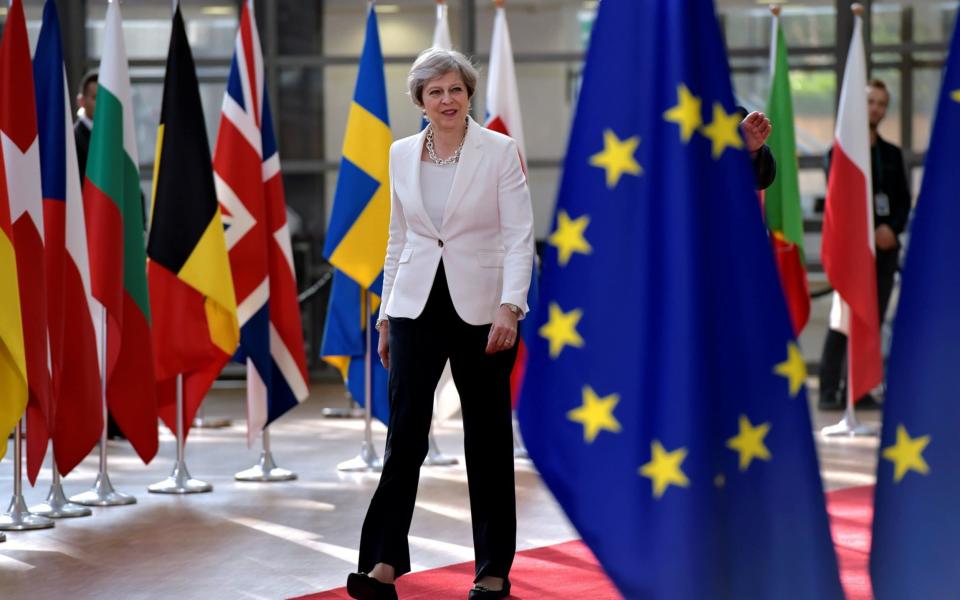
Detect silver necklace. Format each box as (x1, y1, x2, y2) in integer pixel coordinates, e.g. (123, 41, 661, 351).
(426, 120, 468, 166)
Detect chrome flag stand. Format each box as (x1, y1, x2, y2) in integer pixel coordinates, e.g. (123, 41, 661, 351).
(338, 290, 383, 472)
(821, 387, 879, 437)
(0, 424, 55, 530)
(30, 456, 92, 518)
(148, 375, 213, 494)
(235, 428, 296, 481)
(72, 308, 136, 506)
(512, 417, 528, 459)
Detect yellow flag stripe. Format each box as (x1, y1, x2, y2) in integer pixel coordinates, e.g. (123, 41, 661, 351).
(0, 233, 27, 457)
(177, 209, 239, 355)
(342, 102, 391, 185)
(329, 183, 391, 288)
(150, 124, 164, 225)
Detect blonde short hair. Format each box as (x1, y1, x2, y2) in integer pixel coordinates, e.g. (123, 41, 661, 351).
(407, 47, 479, 107)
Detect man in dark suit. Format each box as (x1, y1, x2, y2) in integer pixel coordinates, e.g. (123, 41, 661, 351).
(818, 78, 912, 409)
(74, 71, 96, 175)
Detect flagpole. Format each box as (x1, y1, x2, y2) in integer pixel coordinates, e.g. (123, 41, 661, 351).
(820, 3, 879, 439)
(29, 455, 92, 518)
(72, 306, 137, 506)
(148, 374, 213, 493)
(338, 288, 383, 472)
(0, 422, 55, 530)
(235, 427, 297, 481)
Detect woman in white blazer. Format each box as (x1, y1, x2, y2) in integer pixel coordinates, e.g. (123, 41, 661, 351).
(347, 48, 534, 600)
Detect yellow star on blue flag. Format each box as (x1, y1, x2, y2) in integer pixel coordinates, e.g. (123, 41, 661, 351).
(871, 20, 960, 598)
(518, 1, 842, 598)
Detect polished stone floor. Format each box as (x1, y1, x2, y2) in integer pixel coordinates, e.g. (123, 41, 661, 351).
(0, 378, 881, 600)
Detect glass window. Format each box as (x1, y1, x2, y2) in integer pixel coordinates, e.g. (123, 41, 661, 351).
(790, 69, 836, 156)
(913, 67, 942, 154)
(720, 3, 835, 50)
(913, 1, 957, 43)
(86, 1, 237, 61)
(278, 67, 323, 160)
(475, 0, 587, 54)
(284, 173, 325, 251)
(278, 0, 322, 56)
(872, 3, 902, 44)
(324, 0, 464, 56)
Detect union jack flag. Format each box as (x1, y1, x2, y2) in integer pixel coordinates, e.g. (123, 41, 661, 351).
(213, 0, 308, 444)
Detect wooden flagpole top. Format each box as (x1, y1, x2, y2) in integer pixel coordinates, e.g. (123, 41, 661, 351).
(770, 5, 782, 18)
(851, 3, 865, 17)
(494, 0, 506, 8)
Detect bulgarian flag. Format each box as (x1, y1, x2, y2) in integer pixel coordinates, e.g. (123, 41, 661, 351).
(83, 0, 158, 463)
(1, 0, 51, 477)
(34, 0, 103, 478)
(0, 14, 28, 458)
(821, 9, 883, 403)
(485, 1, 530, 404)
(765, 9, 810, 335)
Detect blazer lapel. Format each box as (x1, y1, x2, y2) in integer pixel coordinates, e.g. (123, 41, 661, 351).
(403, 128, 442, 239)
(440, 117, 484, 230)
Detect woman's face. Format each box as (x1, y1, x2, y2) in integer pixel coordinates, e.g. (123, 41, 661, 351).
(422, 70, 468, 131)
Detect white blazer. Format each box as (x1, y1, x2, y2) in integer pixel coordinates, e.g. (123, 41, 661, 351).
(379, 117, 534, 326)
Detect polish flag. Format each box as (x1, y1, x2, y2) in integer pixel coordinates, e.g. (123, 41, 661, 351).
(821, 10, 883, 403)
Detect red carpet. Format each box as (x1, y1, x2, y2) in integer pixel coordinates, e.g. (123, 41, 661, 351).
(294, 486, 875, 600)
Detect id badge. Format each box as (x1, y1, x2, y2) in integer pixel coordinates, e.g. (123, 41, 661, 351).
(875, 192, 891, 217)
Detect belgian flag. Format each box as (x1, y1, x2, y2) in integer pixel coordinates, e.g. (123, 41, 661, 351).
(147, 5, 238, 438)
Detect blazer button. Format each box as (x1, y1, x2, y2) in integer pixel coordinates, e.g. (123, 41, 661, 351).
(437, 239, 444, 248)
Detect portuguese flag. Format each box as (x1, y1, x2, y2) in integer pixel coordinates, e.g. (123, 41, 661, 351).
(83, 0, 157, 463)
(764, 15, 810, 335)
(147, 6, 238, 439)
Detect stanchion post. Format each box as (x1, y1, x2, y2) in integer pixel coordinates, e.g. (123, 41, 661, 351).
(30, 456, 92, 518)
(338, 289, 383, 472)
(71, 307, 136, 506)
(235, 428, 297, 481)
(0, 424, 55, 530)
(148, 375, 213, 494)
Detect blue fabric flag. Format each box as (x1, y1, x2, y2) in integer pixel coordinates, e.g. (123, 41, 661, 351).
(870, 17, 960, 599)
(517, 1, 843, 598)
(321, 270, 390, 424)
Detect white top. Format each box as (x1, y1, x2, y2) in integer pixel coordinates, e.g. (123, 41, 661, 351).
(420, 160, 457, 231)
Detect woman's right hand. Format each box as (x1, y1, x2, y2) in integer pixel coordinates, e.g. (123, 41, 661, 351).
(377, 321, 390, 369)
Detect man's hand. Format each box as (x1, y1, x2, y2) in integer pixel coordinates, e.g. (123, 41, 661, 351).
(486, 305, 519, 355)
(876, 224, 898, 251)
(740, 111, 772, 154)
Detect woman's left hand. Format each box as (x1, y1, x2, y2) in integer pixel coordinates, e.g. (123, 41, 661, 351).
(486, 305, 519, 354)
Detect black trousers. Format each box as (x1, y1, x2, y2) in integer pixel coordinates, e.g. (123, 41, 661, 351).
(818, 248, 899, 404)
(358, 262, 518, 581)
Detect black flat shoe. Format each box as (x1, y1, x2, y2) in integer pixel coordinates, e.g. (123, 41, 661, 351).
(468, 579, 511, 599)
(347, 572, 398, 600)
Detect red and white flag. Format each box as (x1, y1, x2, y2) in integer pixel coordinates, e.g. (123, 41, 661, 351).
(485, 3, 526, 167)
(485, 3, 531, 405)
(1, 0, 51, 478)
(821, 12, 883, 403)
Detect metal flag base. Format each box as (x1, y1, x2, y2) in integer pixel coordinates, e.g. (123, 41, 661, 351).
(148, 461, 213, 494)
(338, 440, 383, 472)
(235, 450, 297, 482)
(0, 494, 55, 531)
(31, 480, 92, 519)
(423, 432, 458, 466)
(321, 407, 366, 419)
(512, 419, 529, 459)
(821, 400, 879, 437)
(192, 416, 231, 429)
(71, 470, 137, 506)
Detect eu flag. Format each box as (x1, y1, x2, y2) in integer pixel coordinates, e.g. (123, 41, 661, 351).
(870, 18, 960, 599)
(517, 1, 843, 597)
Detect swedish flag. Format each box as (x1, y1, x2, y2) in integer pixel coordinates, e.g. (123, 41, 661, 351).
(517, 1, 843, 597)
(870, 17, 960, 599)
(321, 5, 391, 422)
